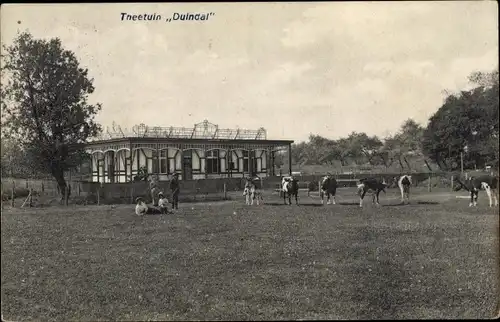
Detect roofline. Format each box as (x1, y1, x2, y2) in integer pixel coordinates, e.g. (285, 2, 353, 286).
(84, 137, 294, 146)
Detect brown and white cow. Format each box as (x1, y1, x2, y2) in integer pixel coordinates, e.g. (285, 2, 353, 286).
(357, 177, 387, 208)
(397, 175, 412, 204)
(282, 176, 299, 205)
(455, 175, 499, 207)
(243, 177, 263, 206)
(320, 175, 338, 205)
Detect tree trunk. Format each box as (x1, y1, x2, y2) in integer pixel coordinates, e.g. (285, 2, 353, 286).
(423, 159, 433, 172)
(398, 156, 405, 171)
(52, 168, 70, 201)
(403, 156, 412, 171)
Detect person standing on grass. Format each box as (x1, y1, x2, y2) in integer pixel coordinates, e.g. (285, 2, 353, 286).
(149, 175, 159, 206)
(170, 173, 180, 210)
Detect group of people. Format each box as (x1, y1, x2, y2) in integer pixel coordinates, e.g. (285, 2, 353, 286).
(135, 173, 181, 216)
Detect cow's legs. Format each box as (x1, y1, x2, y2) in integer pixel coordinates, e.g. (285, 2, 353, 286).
(484, 184, 493, 207)
(399, 185, 405, 203)
(320, 190, 324, 204)
(332, 195, 336, 205)
(375, 190, 381, 205)
(493, 188, 499, 206)
(295, 193, 299, 205)
(469, 190, 475, 207)
(327, 192, 332, 205)
(360, 190, 366, 207)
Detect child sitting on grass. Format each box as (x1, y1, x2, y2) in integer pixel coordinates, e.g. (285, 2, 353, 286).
(135, 197, 161, 216)
(158, 192, 170, 214)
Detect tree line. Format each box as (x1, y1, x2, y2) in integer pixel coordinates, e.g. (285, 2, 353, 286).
(290, 69, 499, 173)
(1, 31, 498, 200)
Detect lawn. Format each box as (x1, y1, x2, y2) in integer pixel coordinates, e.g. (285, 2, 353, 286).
(1, 187, 499, 320)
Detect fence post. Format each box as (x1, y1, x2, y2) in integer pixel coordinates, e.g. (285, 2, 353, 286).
(78, 183, 81, 196)
(41, 181, 45, 193)
(223, 183, 227, 200)
(64, 185, 69, 206)
(451, 175, 454, 192)
(29, 188, 33, 207)
(428, 174, 431, 192)
(130, 185, 134, 204)
(11, 181, 15, 207)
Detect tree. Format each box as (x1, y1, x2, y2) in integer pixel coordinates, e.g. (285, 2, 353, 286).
(346, 132, 383, 166)
(1, 31, 102, 198)
(422, 68, 499, 171)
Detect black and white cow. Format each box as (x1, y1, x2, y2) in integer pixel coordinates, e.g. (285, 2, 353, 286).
(282, 176, 299, 205)
(357, 177, 387, 208)
(320, 175, 338, 205)
(398, 175, 412, 204)
(455, 175, 499, 207)
(243, 177, 263, 206)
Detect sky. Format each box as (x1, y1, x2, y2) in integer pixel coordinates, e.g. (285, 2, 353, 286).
(1, 2, 498, 143)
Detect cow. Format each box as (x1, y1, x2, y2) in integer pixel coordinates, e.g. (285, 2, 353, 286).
(243, 177, 263, 205)
(398, 175, 412, 204)
(455, 175, 499, 207)
(282, 176, 299, 205)
(320, 175, 338, 205)
(357, 177, 387, 208)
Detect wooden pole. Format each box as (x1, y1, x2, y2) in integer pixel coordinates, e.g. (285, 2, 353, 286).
(451, 175, 454, 192)
(223, 183, 227, 200)
(65, 185, 69, 206)
(11, 181, 15, 207)
(460, 152, 464, 175)
(21, 190, 31, 208)
(428, 175, 431, 192)
(29, 188, 33, 207)
(130, 185, 134, 204)
(97, 186, 100, 205)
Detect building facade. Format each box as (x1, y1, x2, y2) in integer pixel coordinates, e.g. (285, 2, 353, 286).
(84, 120, 293, 182)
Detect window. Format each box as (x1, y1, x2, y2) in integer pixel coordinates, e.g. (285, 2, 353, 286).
(160, 150, 168, 174)
(152, 150, 159, 174)
(206, 150, 220, 174)
(243, 150, 249, 172)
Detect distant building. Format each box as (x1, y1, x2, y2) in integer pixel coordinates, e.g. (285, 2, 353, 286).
(82, 120, 293, 182)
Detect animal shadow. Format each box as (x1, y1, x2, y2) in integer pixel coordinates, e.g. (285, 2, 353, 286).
(383, 200, 440, 207)
(338, 202, 361, 206)
(264, 202, 323, 207)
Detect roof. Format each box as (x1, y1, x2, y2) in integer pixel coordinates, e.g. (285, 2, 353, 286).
(92, 120, 272, 141)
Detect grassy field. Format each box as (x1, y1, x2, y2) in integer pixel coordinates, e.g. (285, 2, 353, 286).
(1, 187, 499, 320)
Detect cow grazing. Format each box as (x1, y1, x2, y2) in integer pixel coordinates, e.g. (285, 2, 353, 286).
(398, 175, 412, 204)
(243, 178, 263, 205)
(455, 175, 499, 207)
(357, 177, 387, 208)
(282, 176, 299, 205)
(320, 175, 338, 205)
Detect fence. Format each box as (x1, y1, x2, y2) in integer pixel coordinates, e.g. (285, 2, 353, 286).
(1, 171, 465, 208)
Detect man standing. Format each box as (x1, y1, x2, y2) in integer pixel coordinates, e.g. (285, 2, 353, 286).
(149, 175, 159, 206)
(170, 173, 180, 210)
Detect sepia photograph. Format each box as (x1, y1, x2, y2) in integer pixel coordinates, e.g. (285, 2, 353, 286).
(1, 1, 498, 320)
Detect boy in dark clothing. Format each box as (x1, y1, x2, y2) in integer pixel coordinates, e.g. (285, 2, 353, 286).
(170, 173, 180, 210)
